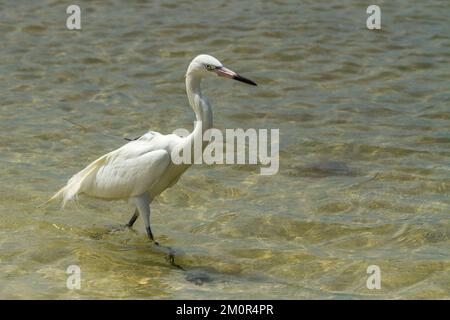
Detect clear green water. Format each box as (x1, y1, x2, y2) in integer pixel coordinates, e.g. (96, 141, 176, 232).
(0, 0, 449, 299)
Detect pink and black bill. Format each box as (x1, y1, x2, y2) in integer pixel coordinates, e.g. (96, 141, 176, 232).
(214, 66, 257, 86)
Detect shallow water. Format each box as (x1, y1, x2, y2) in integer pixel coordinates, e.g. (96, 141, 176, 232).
(0, 0, 449, 299)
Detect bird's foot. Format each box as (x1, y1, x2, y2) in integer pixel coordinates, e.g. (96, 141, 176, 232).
(147, 234, 185, 271)
(165, 249, 185, 271)
(109, 224, 128, 233)
(89, 224, 131, 240)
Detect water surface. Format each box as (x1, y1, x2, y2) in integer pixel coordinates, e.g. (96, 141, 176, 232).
(0, 0, 449, 299)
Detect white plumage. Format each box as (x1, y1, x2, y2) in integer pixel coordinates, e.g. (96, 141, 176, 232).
(49, 54, 257, 242)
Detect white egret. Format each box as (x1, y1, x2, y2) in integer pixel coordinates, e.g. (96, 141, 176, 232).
(49, 54, 257, 243)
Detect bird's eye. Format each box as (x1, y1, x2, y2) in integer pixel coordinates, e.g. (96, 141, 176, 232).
(205, 64, 214, 71)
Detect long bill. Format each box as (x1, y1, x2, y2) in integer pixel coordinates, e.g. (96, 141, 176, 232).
(215, 67, 257, 86)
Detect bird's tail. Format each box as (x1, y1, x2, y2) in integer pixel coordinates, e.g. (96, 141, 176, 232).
(39, 175, 83, 208)
(39, 185, 70, 208)
(40, 155, 108, 208)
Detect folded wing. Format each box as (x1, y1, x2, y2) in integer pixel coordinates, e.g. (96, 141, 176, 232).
(49, 140, 171, 207)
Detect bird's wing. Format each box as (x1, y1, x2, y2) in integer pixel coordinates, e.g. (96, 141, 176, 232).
(137, 131, 160, 141)
(124, 130, 159, 142)
(50, 140, 171, 206)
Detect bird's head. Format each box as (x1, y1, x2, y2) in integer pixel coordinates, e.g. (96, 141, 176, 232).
(186, 54, 257, 86)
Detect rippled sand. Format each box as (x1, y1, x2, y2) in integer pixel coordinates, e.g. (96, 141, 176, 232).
(0, 0, 449, 299)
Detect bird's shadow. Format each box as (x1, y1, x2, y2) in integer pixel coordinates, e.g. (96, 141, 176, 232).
(87, 225, 203, 279)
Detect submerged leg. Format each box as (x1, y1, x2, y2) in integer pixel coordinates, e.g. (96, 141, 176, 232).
(127, 208, 139, 228)
(134, 193, 158, 244)
(133, 194, 184, 270)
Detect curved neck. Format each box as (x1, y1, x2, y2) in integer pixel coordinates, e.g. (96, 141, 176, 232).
(185, 73, 213, 134)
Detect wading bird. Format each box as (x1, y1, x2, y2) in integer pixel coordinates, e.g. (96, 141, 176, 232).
(49, 54, 257, 244)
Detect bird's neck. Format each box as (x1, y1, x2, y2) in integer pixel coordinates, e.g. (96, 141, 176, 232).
(185, 73, 213, 135)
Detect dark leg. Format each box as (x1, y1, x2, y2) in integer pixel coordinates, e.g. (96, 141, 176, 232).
(134, 194, 184, 270)
(135, 194, 158, 244)
(146, 226, 158, 245)
(127, 208, 139, 228)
